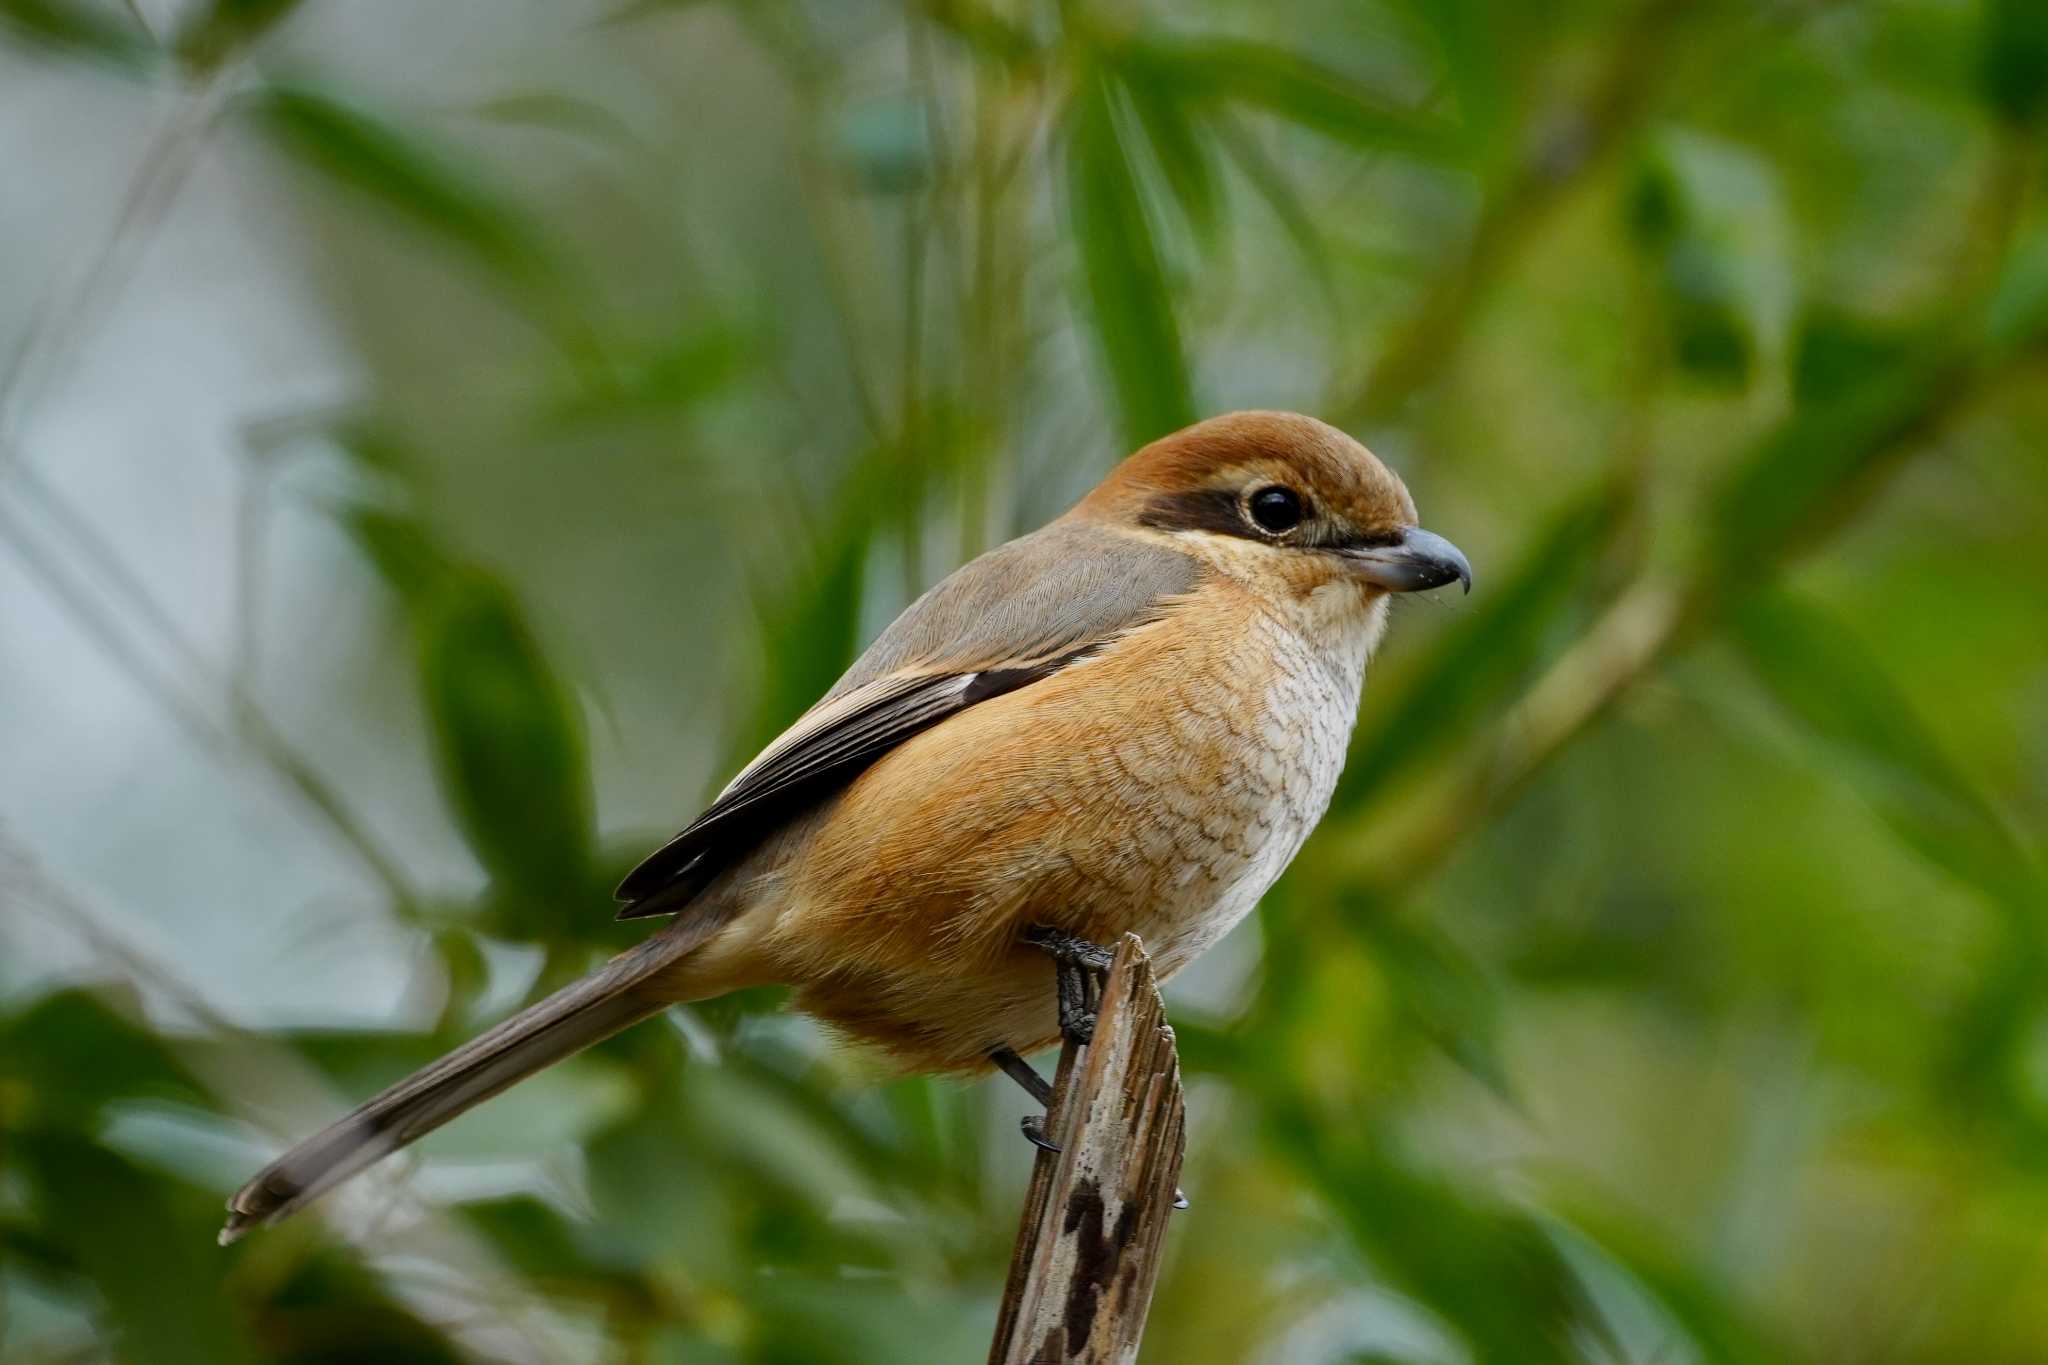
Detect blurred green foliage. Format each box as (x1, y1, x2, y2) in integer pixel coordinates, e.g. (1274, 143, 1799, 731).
(2, 0, 2046, 1362)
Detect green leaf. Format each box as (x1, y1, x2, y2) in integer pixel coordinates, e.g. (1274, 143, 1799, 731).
(1119, 71, 1220, 241)
(420, 571, 595, 916)
(173, 0, 301, 71)
(1359, 909, 1512, 1100)
(1065, 71, 1195, 449)
(545, 321, 750, 426)
(1986, 223, 2048, 357)
(345, 501, 599, 924)
(1791, 308, 1924, 404)
(1701, 338, 1971, 588)
(1630, 129, 1798, 387)
(19, 1131, 258, 1365)
(1119, 36, 1451, 159)
(1728, 589, 2042, 916)
(1264, 1115, 1596, 1365)
(1210, 113, 1335, 296)
(1938, 933, 2048, 1134)
(0, 988, 208, 1127)
(345, 505, 457, 609)
(1544, 1193, 1791, 1365)
(1337, 483, 1623, 812)
(736, 506, 871, 764)
(248, 86, 549, 286)
(919, 0, 1041, 65)
(254, 1028, 446, 1097)
(0, 0, 151, 67)
(1981, 0, 2048, 126)
(257, 1246, 467, 1364)
(466, 91, 634, 148)
(460, 1194, 638, 1284)
(1398, 0, 1512, 154)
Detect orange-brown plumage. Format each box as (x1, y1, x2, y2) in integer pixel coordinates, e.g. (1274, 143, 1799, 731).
(1077, 409, 1417, 537)
(222, 410, 1471, 1241)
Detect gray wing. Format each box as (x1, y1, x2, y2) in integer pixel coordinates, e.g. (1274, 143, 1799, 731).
(613, 521, 1197, 917)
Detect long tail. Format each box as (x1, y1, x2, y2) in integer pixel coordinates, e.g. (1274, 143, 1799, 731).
(220, 931, 696, 1244)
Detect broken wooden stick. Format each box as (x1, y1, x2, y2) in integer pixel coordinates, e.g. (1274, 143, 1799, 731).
(989, 933, 1187, 1365)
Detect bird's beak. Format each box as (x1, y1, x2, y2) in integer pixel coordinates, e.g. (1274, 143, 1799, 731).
(1343, 526, 1473, 595)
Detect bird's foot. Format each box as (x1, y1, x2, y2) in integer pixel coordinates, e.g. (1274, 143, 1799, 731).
(1021, 926, 1115, 974)
(1022, 926, 1114, 1045)
(992, 1046, 1063, 1152)
(1020, 1113, 1061, 1153)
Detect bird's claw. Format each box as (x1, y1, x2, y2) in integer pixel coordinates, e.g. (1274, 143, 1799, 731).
(1025, 926, 1112, 1045)
(1023, 925, 1116, 975)
(1020, 1113, 1061, 1153)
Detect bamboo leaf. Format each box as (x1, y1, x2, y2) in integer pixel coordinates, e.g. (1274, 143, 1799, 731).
(174, 0, 301, 71)
(20, 1132, 259, 1365)
(255, 1249, 468, 1363)
(1359, 908, 1513, 1101)
(248, 86, 550, 286)
(1544, 1193, 1792, 1365)
(921, 0, 1041, 65)
(1981, 0, 2048, 126)
(339, 497, 596, 922)
(737, 511, 871, 760)
(1119, 36, 1452, 158)
(1702, 339, 1970, 588)
(1791, 307, 1923, 404)
(1399, 0, 1512, 152)
(1119, 71, 1221, 242)
(1986, 223, 2048, 356)
(1724, 587, 2047, 1161)
(1729, 589, 2041, 915)
(1709, 239, 2048, 588)
(0, 0, 150, 66)
(1630, 128, 1798, 387)
(419, 572, 596, 919)
(466, 91, 634, 148)
(1264, 1114, 1596, 1365)
(1065, 71, 1195, 449)
(1211, 112, 1336, 297)
(1, 988, 207, 1127)
(460, 1195, 637, 1286)
(346, 505, 457, 605)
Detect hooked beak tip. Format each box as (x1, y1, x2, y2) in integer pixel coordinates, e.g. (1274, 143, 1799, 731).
(1346, 525, 1473, 596)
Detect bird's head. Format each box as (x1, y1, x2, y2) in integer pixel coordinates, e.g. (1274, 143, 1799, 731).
(1072, 411, 1472, 601)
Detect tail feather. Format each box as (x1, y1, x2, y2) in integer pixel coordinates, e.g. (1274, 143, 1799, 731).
(221, 933, 690, 1244)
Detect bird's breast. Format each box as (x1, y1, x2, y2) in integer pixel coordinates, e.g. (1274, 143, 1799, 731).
(1111, 586, 1385, 976)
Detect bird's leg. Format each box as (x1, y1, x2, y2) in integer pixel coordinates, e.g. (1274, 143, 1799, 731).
(989, 1046, 1061, 1153)
(990, 1010, 1192, 1211)
(1054, 957, 1095, 1045)
(1022, 926, 1115, 1045)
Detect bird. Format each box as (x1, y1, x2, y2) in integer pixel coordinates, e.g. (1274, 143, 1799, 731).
(220, 410, 1471, 1244)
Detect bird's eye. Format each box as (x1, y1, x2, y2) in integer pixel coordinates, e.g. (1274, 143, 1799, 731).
(1247, 485, 1304, 534)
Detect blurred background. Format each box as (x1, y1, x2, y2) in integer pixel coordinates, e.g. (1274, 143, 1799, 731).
(2, 0, 2046, 1360)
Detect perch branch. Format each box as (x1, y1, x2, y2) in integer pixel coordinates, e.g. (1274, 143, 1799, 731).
(990, 933, 1186, 1365)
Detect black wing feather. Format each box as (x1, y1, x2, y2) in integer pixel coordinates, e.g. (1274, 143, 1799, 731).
(613, 656, 1074, 917)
